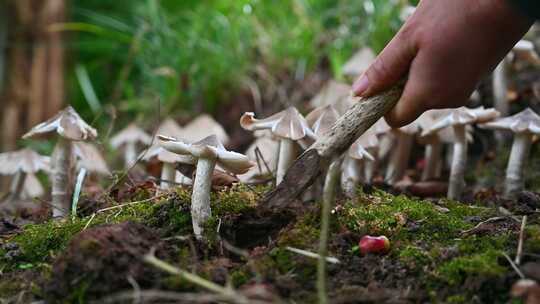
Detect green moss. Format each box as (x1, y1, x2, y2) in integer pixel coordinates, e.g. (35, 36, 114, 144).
(436, 249, 506, 285)
(230, 269, 251, 287)
(398, 245, 430, 268)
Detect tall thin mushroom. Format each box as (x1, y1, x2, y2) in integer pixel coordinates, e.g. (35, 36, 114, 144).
(422, 106, 500, 200)
(110, 124, 152, 168)
(159, 135, 253, 239)
(240, 107, 315, 184)
(22, 106, 97, 217)
(480, 108, 540, 197)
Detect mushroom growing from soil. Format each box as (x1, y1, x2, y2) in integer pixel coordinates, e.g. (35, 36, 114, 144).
(110, 124, 152, 168)
(159, 135, 253, 239)
(480, 108, 540, 197)
(22, 106, 97, 218)
(0, 148, 50, 202)
(385, 121, 421, 185)
(240, 107, 315, 184)
(341, 130, 377, 198)
(342, 48, 376, 81)
(422, 106, 500, 200)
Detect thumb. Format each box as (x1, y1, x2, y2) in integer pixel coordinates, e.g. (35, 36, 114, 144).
(352, 30, 417, 97)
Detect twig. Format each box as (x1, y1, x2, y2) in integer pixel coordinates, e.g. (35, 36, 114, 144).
(461, 216, 508, 235)
(94, 290, 242, 304)
(285, 247, 340, 264)
(502, 252, 525, 279)
(143, 251, 252, 304)
(516, 215, 528, 265)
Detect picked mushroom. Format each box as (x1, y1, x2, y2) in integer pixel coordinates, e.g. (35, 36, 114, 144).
(0, 148, 50, 202)
(22, 106, 97, 218)
(480, 108, 540, 197)
(159, 135, 253, 239)
(110, 124, 152, 168)
(240, 107, 315, 184)
(422, 106, 500, 200)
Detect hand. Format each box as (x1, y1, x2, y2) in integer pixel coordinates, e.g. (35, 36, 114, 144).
(352, 0, 533, 128)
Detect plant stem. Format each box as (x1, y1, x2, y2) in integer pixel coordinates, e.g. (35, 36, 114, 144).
(52, 137, 72, 218)
(448, 125, 467, 200)
(318, 159, 341, 304)
(191, 157, 216, 239)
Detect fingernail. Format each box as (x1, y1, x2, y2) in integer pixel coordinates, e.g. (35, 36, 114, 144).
(352, 74, 369, 96)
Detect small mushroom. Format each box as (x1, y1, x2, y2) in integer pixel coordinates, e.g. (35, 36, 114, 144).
(416, 109, 453, 181)
(110, 124, 152, 168)
(73, 142, 111, 176)
(309, 80, 352, 114)
(364, 118, 392, 182)
(22, 106, 97, 217)
(385, 121, 421, 185)
(240, 107, 315, 184)
(0, 148, 50, 202)
(341, 130, 377, 198)
(422, 106, 500, 200)
(182, 114, 230, 145)
(142, 146, 195, 189)
(159, 135, 253, 239)
(342, 48, 376, 81)
(480, 108, 540, 197)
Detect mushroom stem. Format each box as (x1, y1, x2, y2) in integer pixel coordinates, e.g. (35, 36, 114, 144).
(505, 132, 532, 198)
(52, 138, 72, 218)
(448, 125, 468, 200)
(422, 139, 443, 181)
(341, 157, 363, 199)
(317, 158, 341, 304)
(191, 157, 216, 239)
(277, 138, 296, 185)
(385, 132, 413, 185)
(175, 171, 191, 186)
(493, 58, 509, 117)
(160, 163, 176, 189)
(124, 142, 138, 168)
(364, 147, 378, 183)
(8, 171, 27, 200)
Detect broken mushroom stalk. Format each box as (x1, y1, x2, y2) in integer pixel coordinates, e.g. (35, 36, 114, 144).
(480, 108, 540, 198)
(422, 106, 499, 200)
(159, 135, 253, 239)
(22, 106, 97, 218)
(240, 107, 315, 185)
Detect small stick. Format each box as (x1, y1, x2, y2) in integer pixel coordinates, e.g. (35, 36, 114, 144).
(255, 146, 274, 178)
(503, 252, 525, 279)
(516, 215, 528, 265)
(285, 246, 340, 264)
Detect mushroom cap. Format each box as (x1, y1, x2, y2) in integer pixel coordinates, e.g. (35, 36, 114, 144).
(305, 104, 340, 137)
(141, 145, 196, 165)
(421, 106, 500, 137)
(342, 48, 376, 79)
(159, 135, 254, 175)
(72, 142, 110, 175)
(0, 148, 51, 175)
(348, 130, 378, 161)
(182, 114, 230, 144)
(22, 106, 97, 141)
(110, 124, 152, 148)
(480, 108, 540, 134)
(240, 107, 315, 141)
(309, 80, 352, 113)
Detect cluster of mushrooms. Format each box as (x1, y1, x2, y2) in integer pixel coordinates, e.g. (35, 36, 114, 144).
(1, 39, 540, 240)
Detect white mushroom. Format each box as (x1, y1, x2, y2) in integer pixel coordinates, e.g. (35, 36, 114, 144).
(182, 114, 230, 145)
(238, 136, 279, 183)
(385, 121, 421, 185)
(22, 106, 97, 217)
(341, 130, 377, 198)
(240, 107, 315, 184)
(72, 142, 111, 176)
(110, 124, 152, 168)
(142, 146, 195, 189)
(422, 106, 500, 200)
(342, 48, 376, 81)
(309, 80, 352, 114)
(480, 108, 540, 197)
(0, 148, 50, 202)
(364, 118, 392, 182)
(159, 135, 253, 239)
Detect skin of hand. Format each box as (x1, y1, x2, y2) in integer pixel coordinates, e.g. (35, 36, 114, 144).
(352, 0, 534, 128)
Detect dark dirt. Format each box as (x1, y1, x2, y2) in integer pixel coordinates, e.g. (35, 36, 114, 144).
(44, 221, 168, 302)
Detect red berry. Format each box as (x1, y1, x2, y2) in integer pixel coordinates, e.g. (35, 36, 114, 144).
(359, 235, 390, 255)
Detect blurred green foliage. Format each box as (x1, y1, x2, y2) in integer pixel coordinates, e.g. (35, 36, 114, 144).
(68, 0, 407, 125)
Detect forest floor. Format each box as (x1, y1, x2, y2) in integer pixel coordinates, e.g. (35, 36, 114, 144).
(1, 176, 540, 303)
